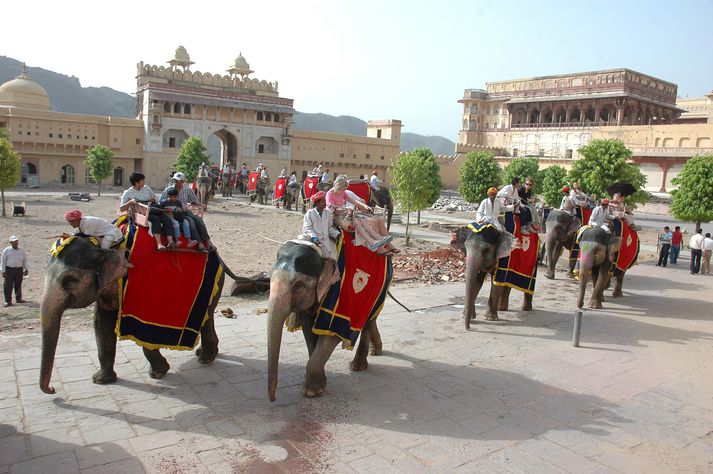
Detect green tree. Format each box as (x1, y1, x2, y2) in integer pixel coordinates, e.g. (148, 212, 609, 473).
(541, 165, 569, 207)
(85, 144, 114, 196)
(458, 151, 501, 203)
(0, 138, 22, 217)
(570, 139, 647, 204)
(391, 148, 442, 245)
(502, 156, 543, 194)
(670, 154, 713, 229)
(175, 136, 210, 182)
(0, 127, 8, 140)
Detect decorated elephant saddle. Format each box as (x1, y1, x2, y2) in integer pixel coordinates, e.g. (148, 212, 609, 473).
(50, 234, 101, 257)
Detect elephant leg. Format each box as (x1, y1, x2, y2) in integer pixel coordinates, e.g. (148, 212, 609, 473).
(483, 284, 500, 321)
(567, 252, 577, 279)
(545, 240, 558, 279)
(196, 313, 219, 364)
(577, 262, 591, 309)
(497, 286, 511, 311)
(300, 311, 319, 357)
(92, 308, 118, 385)
(522, 292, 533, 311)
(612, 274, 624, 297)
(351, 320, 374, 371)
(464, 270, 486, 330)
(143, 348, 170, 379)
(303, 336, 339, 398)
(369, 319, 383, 356)
(589, 265, 608, 309)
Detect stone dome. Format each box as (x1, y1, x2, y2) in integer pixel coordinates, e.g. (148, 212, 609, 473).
(227, 53, 253, 77)
(0, 68, 50, 110)
(167, 45, 194, 70)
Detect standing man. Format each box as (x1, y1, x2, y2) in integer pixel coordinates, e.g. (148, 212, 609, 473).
(669, 225, 683, 265)
(2, 236, 28, 307)
(689, 228, 705, 275)
(656, 226, 672, 267)
(702, 232, 713, 275)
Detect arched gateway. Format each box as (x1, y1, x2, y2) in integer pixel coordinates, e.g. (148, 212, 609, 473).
(136, 46, 294, 178)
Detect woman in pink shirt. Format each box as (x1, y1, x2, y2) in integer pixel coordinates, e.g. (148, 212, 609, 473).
(327, 176, 397, 254)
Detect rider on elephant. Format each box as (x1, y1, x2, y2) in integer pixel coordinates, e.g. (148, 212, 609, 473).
(588, 198, 616, 233)
(160, 172, 216, 252)
(369, 170, 383, 191)
(327, 176, 397, 255)
(278, 167, 288, 179)
(516, 176, 539, 234)
(559, 186, 579, 216)
(476, 187, 518, 259)
(497, 178, 533, 234)
(63, 209, 124, 250)
(299, 191, 341, 282)
(260, 166, 269, 180)
(570, 182, 593, 208)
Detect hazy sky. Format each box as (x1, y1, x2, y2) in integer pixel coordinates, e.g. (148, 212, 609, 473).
(3, 0, 712, 139)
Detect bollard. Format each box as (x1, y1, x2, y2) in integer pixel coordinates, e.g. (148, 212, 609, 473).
(572, 310, 582, 347)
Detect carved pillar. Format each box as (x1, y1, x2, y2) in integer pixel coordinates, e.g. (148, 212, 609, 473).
(565, 106, 572, 124)
(551, 103, 557, 124)
(616, 106, 624, 125)
(594, 102, 601, 124)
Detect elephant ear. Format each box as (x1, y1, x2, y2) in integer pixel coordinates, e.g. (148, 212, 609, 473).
(98, 249, 130, 291)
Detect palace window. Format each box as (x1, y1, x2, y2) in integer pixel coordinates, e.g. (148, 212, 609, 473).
(339, 152, 345, 158)
(256, 111, 263, 121)
(184, 104, 191, 114)
(169, 137, 176, 148)
(164, 102, 171, 112)
(173, 103, 181, 114)
(49, 133, 53, 138)
(512, 148, 518, 157)
(60, 164, 75, 184)
(258, 144, 265, 153)
(565, 149, 573, 159)
(274, 113, 280, 122)
(539, 149, 545, 157)
(266, 112, 273, 122)
(59, 134, 63, 138)
(376, 129, 382, 138)
(365, 153, 370, 159)
(136, 138, 141, 145)
(380, 155, 385, 160)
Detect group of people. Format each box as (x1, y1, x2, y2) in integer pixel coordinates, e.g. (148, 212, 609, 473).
(476, 176, 539, 236)
(658, 227, 713, 275)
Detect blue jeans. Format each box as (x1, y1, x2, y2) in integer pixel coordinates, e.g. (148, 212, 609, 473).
(170, 217, 191, 239)
(669, 245, 680, 264)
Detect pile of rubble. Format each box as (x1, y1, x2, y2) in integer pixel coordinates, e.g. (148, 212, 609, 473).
(429, 195, 477, 213)
(392, 246, 466, 284)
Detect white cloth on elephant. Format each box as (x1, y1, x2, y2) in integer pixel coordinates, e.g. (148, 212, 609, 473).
(476, 197, 514, 232)
(300, 208, 340, 261)
(73, 216, 124, 249)
(496, 184, 521, 206)
(559, 194, 578, 215)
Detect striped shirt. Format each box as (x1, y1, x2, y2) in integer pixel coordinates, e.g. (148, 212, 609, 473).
(160, 184, 199, 208)
(120, 186, 157, 205)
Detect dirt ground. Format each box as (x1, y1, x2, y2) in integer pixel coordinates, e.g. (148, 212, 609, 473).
(0, 193, 658, 334)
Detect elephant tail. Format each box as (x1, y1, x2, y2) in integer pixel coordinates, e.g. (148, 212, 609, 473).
(218, 255, 244, 282)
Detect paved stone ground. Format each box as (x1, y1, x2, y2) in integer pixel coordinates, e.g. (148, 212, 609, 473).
(1, 260, 713, 473)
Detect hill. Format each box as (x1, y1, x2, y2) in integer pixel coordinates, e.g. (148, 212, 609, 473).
(0, 57, 456, 154)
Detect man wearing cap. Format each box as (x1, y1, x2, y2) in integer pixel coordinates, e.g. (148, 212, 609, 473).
(63, 209, 124, 249)
(301, 191, 340, 261)
(161, 173, 216, 252)
(476, 187, 514, 232)
(2, 236, 28, 307)
(588, 198, 615, 233)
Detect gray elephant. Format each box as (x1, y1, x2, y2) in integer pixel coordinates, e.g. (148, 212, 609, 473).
(267, 241, 384, 401)
(250, 177, 270, 205)
(450, 225, 533, 329)
(544, 209, 581, 279)
(196, 176, 211, 206)
(39, 237, 237, 394)
(575, 226, 621, 309)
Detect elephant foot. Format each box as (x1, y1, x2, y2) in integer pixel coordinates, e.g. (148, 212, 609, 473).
(483, 312, 499, 321)
(195, 346, 218, 364)
(612, 290, 623, 298)
(302, 372, 327, 398)
(92, 369, 117, 385)
(350, 357, 368, 372)
(545, 272, 554, 280)
(567, 272, 576, 279)
(521, 303, 533, 311)
(497, 303, 509, 312)
(369, 343, 382, 356)
(577, 299, 584, 309)
(149, 361, 170, 379)
(588, 300, 603, 309)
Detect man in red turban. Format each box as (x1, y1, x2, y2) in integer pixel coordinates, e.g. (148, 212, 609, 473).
(64, 209, 123, 249)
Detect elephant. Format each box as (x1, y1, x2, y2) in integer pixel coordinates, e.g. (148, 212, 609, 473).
(220, 172, 234, 197)
(196, 176, 212, 207)
(267, 241, 383, 401)
(575, 226, 621, 309)
(38, 237, 238, 394)
(250, 177, 270, 205)
(451, 225, 532, 329)
(370, 187, 394, 231)
(544, 209, 581, 280)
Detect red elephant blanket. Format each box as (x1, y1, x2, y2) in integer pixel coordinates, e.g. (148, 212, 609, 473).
(274, 177, 287, 202)
(494, 212, 539, 294)
(313, 232, 393, 349)
(247, 172, 260, 194)
(610, 219, 639, 277)
(300, 176, 320, 203)
(116, 222, 223, 351)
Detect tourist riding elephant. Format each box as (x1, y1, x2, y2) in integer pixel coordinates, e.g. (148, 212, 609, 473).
(220, 172, 234, 197)
(38, 237, 238, 394)
(544, 209, 582, 279)
(370, 187, 394, 231)
(267, 241, 383, 401)
(451, 225, 532, 329)
(250, 177, 270, 205)
(576, 226, 621, 309)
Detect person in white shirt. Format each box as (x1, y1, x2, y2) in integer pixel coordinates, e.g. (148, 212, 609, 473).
(343, 190, 366, 209)
(278, 167, 288, 178)
(260, 166, 269, 180)
(689, 229, 705, 275)
(2, 236, 28, 307)
(559, 186, 578, 215)
(369, 171, 383, 191)
(300, 191, 340, 261)
(311, 164, 323, 176)
(63, 209, 124, 249)
(496, 178, 522, 208)
(588, 198, 615, 233)
(320, 169, 331, 184)
(255, 163, 264, 173)
(477, 187, 515, 231)
(570, 182, 591, 208)
(701, 232, 713, 275)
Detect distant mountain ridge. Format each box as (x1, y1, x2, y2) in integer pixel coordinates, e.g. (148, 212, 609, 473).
(0, 56, 456, 154)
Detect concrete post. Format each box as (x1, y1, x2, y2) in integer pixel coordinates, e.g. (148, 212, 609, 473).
(573, 310, 582, 347)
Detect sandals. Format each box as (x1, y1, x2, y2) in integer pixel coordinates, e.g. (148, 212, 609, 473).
(187, 240, 199, 249)
(157, 244, 167, 251)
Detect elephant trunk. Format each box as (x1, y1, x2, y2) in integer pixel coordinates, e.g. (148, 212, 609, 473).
(39, 292, 66, 394)
(267, 275, 292, 402)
